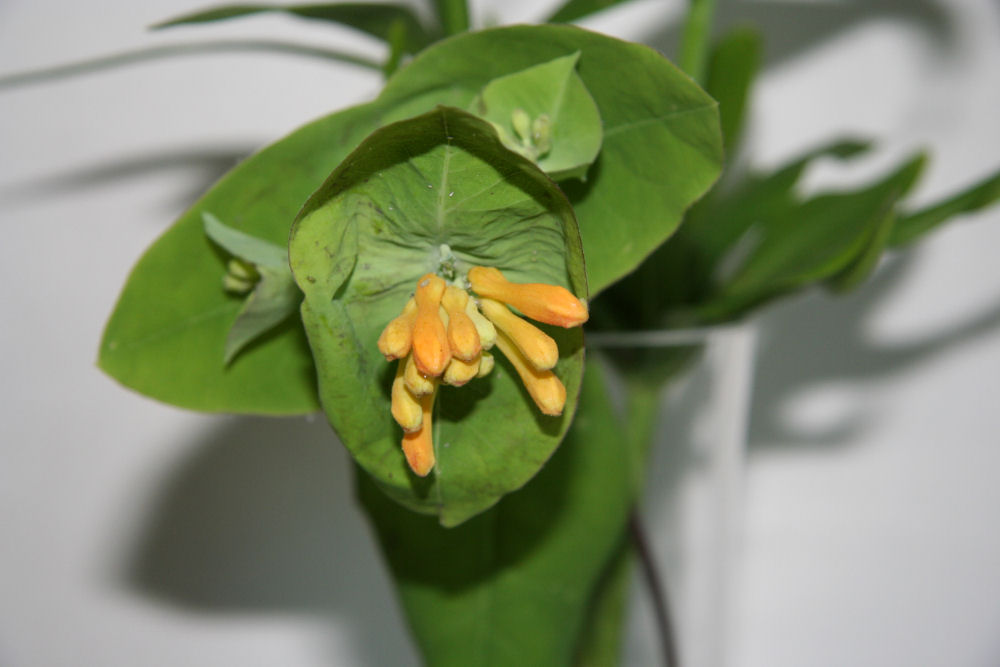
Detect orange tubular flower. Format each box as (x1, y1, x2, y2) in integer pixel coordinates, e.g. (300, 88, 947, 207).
(378, 267, 584, 477)
(477, 297, 559, 371)
(468, 266, 588, 328)
(401, 387, 437, 477)
(411, 274, 450, 376)
(493, 331, 566, 416)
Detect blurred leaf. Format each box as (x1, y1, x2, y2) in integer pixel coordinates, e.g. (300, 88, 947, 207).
(889, 166, 1000, 247)
(290, 107, 587, 526)
(698, 153, 926, 320)
(359, 355, 631, 665)
(546, 0, 636, 23)
(472, 52, 603, 181)
(154, 3, 434, 54)
(99, 101, 384, 414)
(573, 537, 631, 666)
(374, 25, 723, 295)
(591, 139, 874, 330)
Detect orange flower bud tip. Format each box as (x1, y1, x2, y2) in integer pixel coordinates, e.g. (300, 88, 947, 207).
(444, 355, 479, 386)
(377, 297, 418, 360)
(412, 274, 450, 376)
(401, 389, 436, 476)
(391, 362, 423, 432)
(402, 427, 435, 477)
(404, 354, 436, 396)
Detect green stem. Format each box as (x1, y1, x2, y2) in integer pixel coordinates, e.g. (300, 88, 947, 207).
(432, 0, 470, 36)
(678, 0, 718, 83)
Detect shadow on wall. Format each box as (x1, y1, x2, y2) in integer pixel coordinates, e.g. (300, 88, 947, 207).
(125, 415, 416, 666)
(749, 251, 1000, 451)
(645, 0, 955, 69)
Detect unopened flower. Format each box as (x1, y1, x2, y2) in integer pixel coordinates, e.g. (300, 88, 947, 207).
(468, 266, 588, 328)
(411, 274, 450, 376)
(377, 267, 587, 477)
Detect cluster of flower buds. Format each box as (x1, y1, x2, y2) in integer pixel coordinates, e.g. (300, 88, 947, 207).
(377, 266, 588, 477)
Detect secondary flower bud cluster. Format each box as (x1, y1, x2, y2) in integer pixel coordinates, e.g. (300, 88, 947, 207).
(377, 267, 588, 477)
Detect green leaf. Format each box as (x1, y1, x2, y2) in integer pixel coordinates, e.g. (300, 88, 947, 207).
(546, 0, 637, 23)
(699, 153, 926, 320)
(99, 101, 385, 414)
(472, 52, 603, 181)
(154, 3, 434, 55)
(359, 355, 631, 665)
(203, 211, 288, 269)
(375, 24, 723, 295)
(889, 166, 1000, 247)
(289, 107, 587, 526)
(202, 213, 301, 364)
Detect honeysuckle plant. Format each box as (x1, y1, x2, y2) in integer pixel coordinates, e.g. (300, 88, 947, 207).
(16, 0, 998, 663)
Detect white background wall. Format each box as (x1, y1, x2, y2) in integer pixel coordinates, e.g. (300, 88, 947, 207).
(2, 1, 999, 665)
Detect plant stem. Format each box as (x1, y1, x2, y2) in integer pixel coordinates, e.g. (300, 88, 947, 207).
(629, 510, 679, 667)
(678, 0, 718, 84)
(432, 0, 470, 36)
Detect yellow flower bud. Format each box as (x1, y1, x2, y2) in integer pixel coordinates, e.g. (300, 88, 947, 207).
(477, 350, 495, 378)
(465, 299, 496, 350)
(401, 388, 437, 477)
(377, 297, 418, 361)
(404, 353, 435, 396)
(441, 286, 481, 361)
(391, 359, 422, 432)
(468, 266, 588, 328)
(494, 331, 566, 416)
(478, 297, 559, 371)
(443, 354, 480, 386)
(411, 273, 450, 376)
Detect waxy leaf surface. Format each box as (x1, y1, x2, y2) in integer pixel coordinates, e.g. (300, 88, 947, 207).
(99, 102, 384, 414)
(290, 107, 587, 526)
(374, 24, 723, 294)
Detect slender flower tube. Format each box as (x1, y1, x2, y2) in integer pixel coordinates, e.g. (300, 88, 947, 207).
(478, 297, 559, 371)
(465, 299, 496, 350)
(401, 387, 437, 477)
(493, 330, 566, 416)
(391, 360, 423, 432)
(468, 266, 588, 328)
(441, 286, 481, 361)
(411, 273, 450, 376)
(377, 297, 418, 361)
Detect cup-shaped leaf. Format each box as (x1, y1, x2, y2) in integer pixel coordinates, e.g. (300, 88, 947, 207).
(471, 52, 603, 181)
(289, 106, 587, 526)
